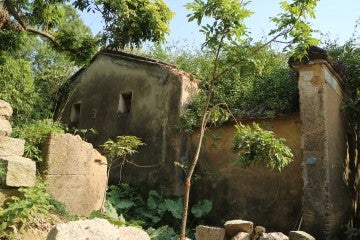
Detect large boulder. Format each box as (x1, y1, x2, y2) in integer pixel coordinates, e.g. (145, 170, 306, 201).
(0, 156, 36, 187)
(44, 133, 107, 216)
(47, 218, 150, 240)
(117, 226, 151, 240)
(0, 100, 13, 120)
(0, 136, 25, 156)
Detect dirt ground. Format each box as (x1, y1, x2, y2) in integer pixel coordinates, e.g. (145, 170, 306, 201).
(2, 214, 67, 240)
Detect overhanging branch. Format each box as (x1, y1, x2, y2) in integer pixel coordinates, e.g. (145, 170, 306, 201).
(3, 0, 60, 47)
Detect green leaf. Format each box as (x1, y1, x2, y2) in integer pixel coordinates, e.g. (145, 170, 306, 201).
(163, 198, 183, 219)
(147, 190, 162, 210)
(191, 199, 213, 218)
(115, 200, 135, 210)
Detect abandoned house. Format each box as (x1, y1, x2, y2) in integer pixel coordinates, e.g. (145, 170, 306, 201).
(57, 50, 198, 193)
(58, 49, 354, 240)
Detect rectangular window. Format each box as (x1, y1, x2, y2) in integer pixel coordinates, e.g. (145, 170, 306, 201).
(70, 102, 81, 124)
(118, 92, 132, 114)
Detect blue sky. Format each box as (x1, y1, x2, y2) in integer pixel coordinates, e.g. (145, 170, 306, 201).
(81, 0, 360, 48)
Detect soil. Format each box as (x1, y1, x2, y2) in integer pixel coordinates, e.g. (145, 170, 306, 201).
(3, 213, 67, 240)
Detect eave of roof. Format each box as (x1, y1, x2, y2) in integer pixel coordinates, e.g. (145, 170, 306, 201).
(93, 49, 196, 80)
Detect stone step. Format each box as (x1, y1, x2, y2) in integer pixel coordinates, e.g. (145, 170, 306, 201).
(0, 156, 36, 187)
(0, 136, 25, 156)
(0, 118, 12, 136)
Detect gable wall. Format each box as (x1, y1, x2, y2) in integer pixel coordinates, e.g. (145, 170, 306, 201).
(59, 54, 192, 192)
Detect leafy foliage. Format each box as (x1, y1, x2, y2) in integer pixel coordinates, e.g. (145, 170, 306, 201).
(102, 136, 144, 161)
(143, 44, 298, 132)
(53, 5, 99, 63)
(0, 182, 54, 237)
(1, 0, 98, 64)
(186, 0, 253, 49)
(0, 51, 38, 123)
(95, 183, 212, 239)
(96, 0, 173, 49)
(12, 119, 64, 162)
(233, 123, 293, 171)
(0, 30, 78, 124)
(101, 135, 145, 177)
(270, 0, 319, 57)
(1, 0, 173, 62)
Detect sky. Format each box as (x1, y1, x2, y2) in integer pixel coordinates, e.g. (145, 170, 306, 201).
(81, 0, 360, 49)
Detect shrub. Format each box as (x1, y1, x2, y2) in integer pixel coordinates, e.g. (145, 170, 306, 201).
(12, 119, 64, 162)
(0, 182, 54, 237)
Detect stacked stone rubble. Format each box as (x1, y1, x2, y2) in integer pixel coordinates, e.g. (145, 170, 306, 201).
(0, 100, 36, 188)
(196, 219, 315, 240)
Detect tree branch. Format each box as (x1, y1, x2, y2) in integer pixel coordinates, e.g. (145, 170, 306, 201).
(26, 26, 60, 47)
(4, 0, 60, 46)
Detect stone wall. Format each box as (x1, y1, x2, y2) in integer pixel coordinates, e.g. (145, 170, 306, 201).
(43, 133, 107, 216)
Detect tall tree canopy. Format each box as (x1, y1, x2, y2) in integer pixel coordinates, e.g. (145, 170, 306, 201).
(0, 0, 173, 63)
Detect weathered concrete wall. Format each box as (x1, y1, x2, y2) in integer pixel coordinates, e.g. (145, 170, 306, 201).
(191, 115, 303, 232)
(44, 133, 107, 216)
(296, 61, 351, 239)
(58, 51, 197, 194)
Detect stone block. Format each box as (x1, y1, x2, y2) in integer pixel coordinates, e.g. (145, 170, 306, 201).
(0, 156, 36, 187)
(0, 119, 11, 136)
(44, 133, 107, 216)
(196, 225, 226, 240)
(288, 231, 315, 240)
(44, 133, 96, 175)
(224, 220, 253, 236)
(0, 136, 25, 156)
(0, 100, 13, 120)
(260, 232, 289, 240)
(231, 232, 251, 240)
(255, 226, 266, 234)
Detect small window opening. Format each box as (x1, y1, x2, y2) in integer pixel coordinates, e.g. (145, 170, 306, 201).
(118, 92, 132, 114)
(70, 103, 81, 124)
